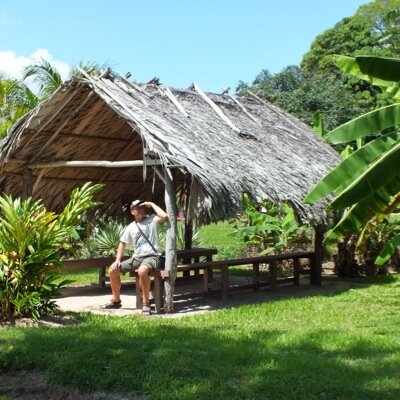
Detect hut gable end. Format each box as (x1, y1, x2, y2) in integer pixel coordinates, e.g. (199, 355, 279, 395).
(0, 72, 340, 224)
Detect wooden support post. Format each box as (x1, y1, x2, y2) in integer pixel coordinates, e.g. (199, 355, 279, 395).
(252, 262, 260, 290)
(153, 275, 163, 313)
(293, 258, 300, 285)
(221, 266, 229, 300)
(164, 169, 177, 313)
(203, 267, 211, 295)
(310, 224, 325, 286)
(184, 218, 193, 251)
(269, 261, 277, 288)
(206, 254, 213, 283)
(22, 168, 32, 199)
(99, 266, 106, 287)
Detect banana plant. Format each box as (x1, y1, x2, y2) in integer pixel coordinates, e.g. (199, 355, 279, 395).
(232, 197, 310, 255)
(305, 55, 400, 265)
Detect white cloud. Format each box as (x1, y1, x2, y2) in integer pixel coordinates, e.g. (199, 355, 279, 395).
(0, 49, 71, 81)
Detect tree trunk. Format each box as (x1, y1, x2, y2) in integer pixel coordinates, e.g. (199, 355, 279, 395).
(334, 234, 358, 276)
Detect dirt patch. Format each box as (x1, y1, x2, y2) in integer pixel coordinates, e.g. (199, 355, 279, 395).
(1, 314, 79, 329)
(0, 371, 145, 400)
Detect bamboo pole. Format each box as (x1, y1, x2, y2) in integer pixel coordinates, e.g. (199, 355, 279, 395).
(27, 159, 162, 169)
(228, 94, 261, 125)
(162, 87, 189, 117)
(193, 83, 241, 133)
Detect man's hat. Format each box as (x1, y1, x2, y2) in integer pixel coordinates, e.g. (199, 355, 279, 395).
(130, 199, 144, 209)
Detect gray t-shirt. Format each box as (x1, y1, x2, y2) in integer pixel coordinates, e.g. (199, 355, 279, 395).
(120, 215, 160, 256)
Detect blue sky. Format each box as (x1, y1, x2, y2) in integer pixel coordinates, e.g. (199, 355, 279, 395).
(1, 0, 368, 92)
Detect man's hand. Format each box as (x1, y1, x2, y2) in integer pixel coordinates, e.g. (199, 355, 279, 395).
(110, 260, 121, 272)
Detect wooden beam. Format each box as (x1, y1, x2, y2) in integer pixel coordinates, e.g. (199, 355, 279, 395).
(17, 88, 80, 155)
(27, 159, 162, 169)
(78, 68, 156, 136)
(73, 97, 105, 134)
(29, 91, 95, 163)
(1, 170, 159, 185)
(193, 83, 241, 133)
(164, 168, 177, 313)
(162, 86, 189, 117)
(22, 168, 32, 199)
(228, 95, 261, 125)
(32, 169, 45, 195)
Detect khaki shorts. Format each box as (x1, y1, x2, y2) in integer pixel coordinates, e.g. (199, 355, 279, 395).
(120, 254, 159, 273)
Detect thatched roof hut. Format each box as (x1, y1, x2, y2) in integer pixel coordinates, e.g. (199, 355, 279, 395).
(0, 70, 340, 225)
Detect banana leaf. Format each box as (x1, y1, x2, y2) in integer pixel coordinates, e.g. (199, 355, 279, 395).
(325, 103, 400, 144)
(334, 55, 393, 87)
(304, 131, 400, 204)
(375, 234, 400, 265)
(326, 177, 400, 240)
(357, 56, 400, 83)
(329, 142, 400, 209)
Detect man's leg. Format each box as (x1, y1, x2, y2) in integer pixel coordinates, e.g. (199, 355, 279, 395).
(137, 264, 151, 305)
(109, 267, 122, 302)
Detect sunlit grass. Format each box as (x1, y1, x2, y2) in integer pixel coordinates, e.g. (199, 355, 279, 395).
(198, 220, 246, 260)
(1, 275, 400, 399)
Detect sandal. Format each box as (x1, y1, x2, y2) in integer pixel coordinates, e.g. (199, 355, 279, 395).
(102, 299, 122, 309)
(142, 303, 151, 315)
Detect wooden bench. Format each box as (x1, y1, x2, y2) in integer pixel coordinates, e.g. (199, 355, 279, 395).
(133, 247, 218, 312)
(177, 251, 316, 300)
(62, 248, 218, 314)
(62, 250, 315, 312)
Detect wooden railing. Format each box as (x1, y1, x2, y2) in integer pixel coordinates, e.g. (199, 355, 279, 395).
(62, 249, 318, 313)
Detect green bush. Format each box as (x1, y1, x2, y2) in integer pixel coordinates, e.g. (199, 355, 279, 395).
(0, 182, 102, 321)
(77, 218, 126, 258)
(232, 197, 312, 255)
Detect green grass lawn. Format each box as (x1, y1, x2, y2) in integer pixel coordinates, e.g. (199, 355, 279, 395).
(1, 274, 400, 400)
(198, 220, 246, 260)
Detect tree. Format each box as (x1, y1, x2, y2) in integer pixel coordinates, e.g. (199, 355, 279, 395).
(305, 55, 400, 269)
(238, 1, 400, 133)
(0, 59, 108, 137)
(23, 58, 108, 101)
(237, 66, 367, 132)
(0, 74, 39, 138)
(301, 17, 379, 73)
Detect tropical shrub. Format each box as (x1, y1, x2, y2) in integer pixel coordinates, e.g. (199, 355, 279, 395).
(0, 182, 102, 321)
(232, 196, 312, 255)
(77, 217, 126, 258)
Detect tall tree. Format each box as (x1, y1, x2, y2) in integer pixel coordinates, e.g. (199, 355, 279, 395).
(0, 74, 39, 138)
(23, 58, 63, 100)
(237, 66, 367, 132)
(239, 1, 400, 132)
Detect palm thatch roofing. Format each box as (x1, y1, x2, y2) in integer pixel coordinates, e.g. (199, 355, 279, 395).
(0, 70, 340, 225)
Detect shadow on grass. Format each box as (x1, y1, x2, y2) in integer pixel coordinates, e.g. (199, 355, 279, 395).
(1, 303, 399, 400)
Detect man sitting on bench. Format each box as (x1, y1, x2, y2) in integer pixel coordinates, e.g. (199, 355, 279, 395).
(103, 200, 168, 315)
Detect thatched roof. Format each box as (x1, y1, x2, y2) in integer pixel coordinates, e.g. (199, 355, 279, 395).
(0, 70, 340, 225)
